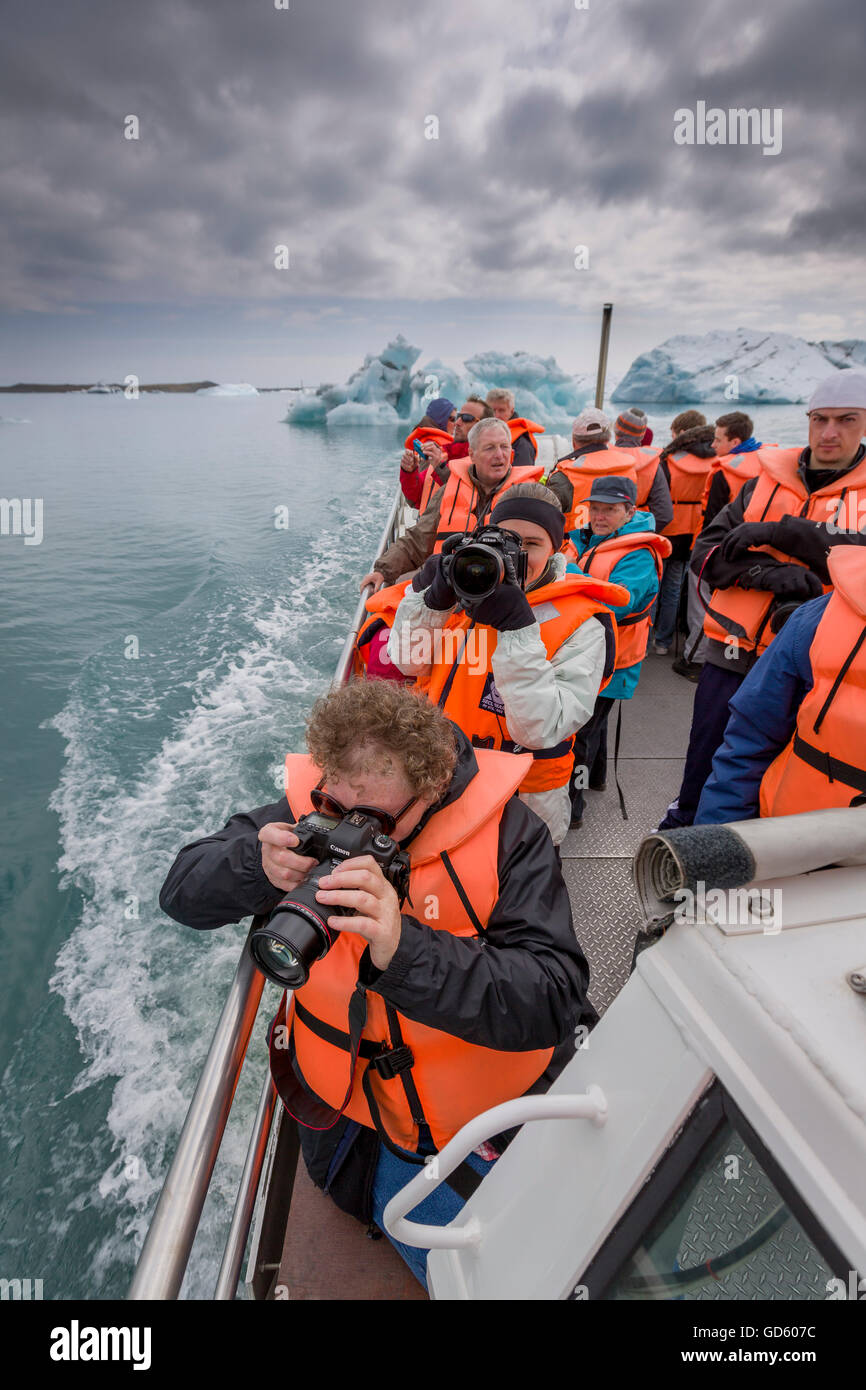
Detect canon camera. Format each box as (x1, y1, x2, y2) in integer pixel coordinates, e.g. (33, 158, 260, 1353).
(249, 809, 410, 989)
(440, 524, 528, 606)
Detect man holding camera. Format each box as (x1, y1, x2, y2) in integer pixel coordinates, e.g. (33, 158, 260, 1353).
(159, 679, 595, 1289)
(386, 482, 626, 845)
(658, 371, 866, 830)
(360, 416, 543, 593)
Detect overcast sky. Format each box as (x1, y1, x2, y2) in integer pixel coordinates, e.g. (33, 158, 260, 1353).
(1, 0, 864, 384)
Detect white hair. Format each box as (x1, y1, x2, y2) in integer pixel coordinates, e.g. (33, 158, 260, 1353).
(468, 417, 511, 450)
(486, 387, 515, 409)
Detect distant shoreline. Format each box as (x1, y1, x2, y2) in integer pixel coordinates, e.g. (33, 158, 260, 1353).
(0, 382, 303, 394)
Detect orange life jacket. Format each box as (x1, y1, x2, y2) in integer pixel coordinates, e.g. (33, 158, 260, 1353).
(702, 447, 866, 658)
(577, 531, 673, 669)
(433, 457, 544, 553)
(610, 444, 661, 508)
(546, 448, 640, 532)
(661, 450, 715, 539)
(269, 749, 554, 1153)
(404, 425, 453, 453)
(507, 416, 545, 459)
(422, 572, 627, 791)
(698, 448, 767, 524)
(404, 427, 454, 513)
(759, 547, 866, 817)
(352, 582, 413, 678)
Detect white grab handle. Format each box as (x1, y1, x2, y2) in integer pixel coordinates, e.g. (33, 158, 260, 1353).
(383, 1086, 607, 1250)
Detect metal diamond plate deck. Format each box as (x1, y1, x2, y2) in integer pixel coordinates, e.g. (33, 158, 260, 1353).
(615, 654, 699, 759)
(560, 859, 641, 1015)
(561, 759, 685, 858)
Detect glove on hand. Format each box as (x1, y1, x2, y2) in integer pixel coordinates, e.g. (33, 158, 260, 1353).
(412, 554, 457, 610)
(703, 541, 781, 590)
(721, 522, 779, 561)
(470, 580, 535, 631)
(743, 562, 824, 600)
(771, 515, 839, 583)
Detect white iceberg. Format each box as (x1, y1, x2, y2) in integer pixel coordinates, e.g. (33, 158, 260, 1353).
(196, 383, 259, 396)
(325, 401, 401, 427)
(285, 338, 593, 427)
(463, 350, 592, 423)
(283, 334, 420, 425)
(612, 329, 866, 404)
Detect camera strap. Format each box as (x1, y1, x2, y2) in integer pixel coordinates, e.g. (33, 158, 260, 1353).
(281, 980, 485, 1198)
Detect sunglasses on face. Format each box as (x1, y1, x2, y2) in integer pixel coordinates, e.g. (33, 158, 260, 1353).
(456, 412, 478, 423)
(447, 412, 457, 424)
(310, 781, 418, 836)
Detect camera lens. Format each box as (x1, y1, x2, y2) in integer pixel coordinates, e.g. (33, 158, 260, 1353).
(250, 902, 330, 988)
(452, 546, 502, 600)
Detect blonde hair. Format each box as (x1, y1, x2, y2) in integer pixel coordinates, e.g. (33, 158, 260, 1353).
(306, 680, 457, 801)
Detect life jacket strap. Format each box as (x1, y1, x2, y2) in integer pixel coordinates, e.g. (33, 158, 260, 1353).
(792, 734, 866, 793)
(813, 626, 866, 734)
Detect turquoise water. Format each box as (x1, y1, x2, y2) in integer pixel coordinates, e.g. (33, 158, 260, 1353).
(0, 394, 808, 1298)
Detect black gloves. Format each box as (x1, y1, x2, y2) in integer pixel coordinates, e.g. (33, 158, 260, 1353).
(720, 522, 778, 560)
(719, 515, 860, 585)
(743, 562, 824, 600)
(470, 584, 535, 631)
(771, 515, 852, 584)
(412, 554, 457, 610)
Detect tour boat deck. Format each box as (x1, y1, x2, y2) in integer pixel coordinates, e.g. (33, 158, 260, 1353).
(275, 651, 696, 1299)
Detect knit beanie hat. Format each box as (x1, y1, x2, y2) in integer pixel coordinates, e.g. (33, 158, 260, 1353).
(614, 407, 647, 442)
(426, 397, 456, 430)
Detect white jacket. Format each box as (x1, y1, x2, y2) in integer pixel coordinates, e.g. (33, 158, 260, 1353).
(387, 553, 607, 844)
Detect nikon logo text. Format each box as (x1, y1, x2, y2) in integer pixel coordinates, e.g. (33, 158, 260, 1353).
(674, 103, 783, 157)
(50, 1321, 152, 1371)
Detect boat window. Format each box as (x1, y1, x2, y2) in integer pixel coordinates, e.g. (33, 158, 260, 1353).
(577, 1084, 844, 1301)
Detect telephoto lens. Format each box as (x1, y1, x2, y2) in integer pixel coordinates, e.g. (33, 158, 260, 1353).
(248, 808, 410, 989)
(451, 545, 504, 601)
(443, 525, 527, 606)
(249, 860, 346, 989)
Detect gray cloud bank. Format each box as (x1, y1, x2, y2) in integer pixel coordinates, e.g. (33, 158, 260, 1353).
(1, 0, 864, 334)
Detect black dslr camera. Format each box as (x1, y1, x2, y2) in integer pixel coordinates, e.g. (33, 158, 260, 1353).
(249, 809, 410, 989)
(440, 525, 528, 606)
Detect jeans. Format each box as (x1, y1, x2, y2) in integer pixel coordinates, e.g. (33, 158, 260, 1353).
(371, 1141, 497, 1290)
(653, 557, 686, 649)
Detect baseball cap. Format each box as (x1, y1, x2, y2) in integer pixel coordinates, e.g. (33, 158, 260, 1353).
(572, 407, 611, 440)
(588, 475, 638, 506)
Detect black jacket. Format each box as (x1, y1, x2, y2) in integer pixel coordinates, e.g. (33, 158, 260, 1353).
(159, 726, 595, 1220)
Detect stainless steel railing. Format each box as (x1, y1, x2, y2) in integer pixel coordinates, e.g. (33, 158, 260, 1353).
(129, 487, 411, 1300)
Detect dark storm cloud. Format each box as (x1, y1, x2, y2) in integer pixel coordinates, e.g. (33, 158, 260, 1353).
(0, 0, 864, 313)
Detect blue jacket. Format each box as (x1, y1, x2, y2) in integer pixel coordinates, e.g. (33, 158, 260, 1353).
(695, 593, 829, 823)
(567, 510, 661, 700)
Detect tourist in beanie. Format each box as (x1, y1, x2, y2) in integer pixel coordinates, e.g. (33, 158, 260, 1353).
(614, 408, 648, 446)
(424, 397, 456, 431)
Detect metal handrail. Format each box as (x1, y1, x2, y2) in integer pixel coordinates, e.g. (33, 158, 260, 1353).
(128, 940, 266, 1299)
(129, 485, 410, 1301)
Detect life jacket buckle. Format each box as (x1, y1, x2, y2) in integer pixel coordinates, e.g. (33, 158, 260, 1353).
(371, 1044, 414, 1079)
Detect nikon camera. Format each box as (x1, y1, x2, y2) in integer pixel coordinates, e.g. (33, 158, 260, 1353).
(249, 810, 410, 989)
(439, 524, 528, 606)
